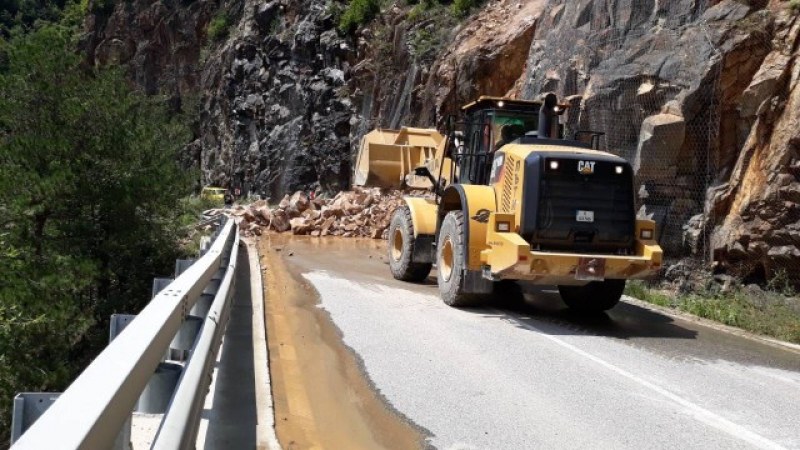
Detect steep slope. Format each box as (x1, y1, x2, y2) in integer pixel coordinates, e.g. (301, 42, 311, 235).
(514, 0, 799, 280)
(83, 0, 800, 281)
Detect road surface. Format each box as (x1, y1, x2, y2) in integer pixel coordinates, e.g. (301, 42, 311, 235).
(260, 236, 800, 450)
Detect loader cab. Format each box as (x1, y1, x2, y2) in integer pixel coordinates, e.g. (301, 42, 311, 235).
(456, 97, 549, 185)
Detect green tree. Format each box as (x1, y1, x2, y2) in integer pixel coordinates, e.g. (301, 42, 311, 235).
(0, 24, 192, 441)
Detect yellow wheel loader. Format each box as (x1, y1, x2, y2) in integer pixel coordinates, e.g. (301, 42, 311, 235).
(363, 94, 663, 312)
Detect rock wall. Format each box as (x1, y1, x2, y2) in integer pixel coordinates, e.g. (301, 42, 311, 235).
(196, 0, 354, 200)
(84, 0, 800, 282)
(518, 0, 775, 254)
(83, 0, 543, 197)
(83, 0, 224, 100)
(348, 0, 542, 141)
(709, 9, 800, 283)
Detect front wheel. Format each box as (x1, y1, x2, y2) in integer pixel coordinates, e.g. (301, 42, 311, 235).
(437, 211, 482, 307)
(388, 206, 432, 282)
(558, 279, 625, 313)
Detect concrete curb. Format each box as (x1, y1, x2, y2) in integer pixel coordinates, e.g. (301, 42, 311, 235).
(245, 239, 283, 450)
(622, 295, 800, 356)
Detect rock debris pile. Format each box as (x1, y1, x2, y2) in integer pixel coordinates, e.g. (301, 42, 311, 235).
(213, 188, 416, 239)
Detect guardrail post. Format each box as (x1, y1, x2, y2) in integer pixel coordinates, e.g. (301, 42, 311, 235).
(151, 278, 174, 299)
(110, 314, 136, 342)
(135, 363, 182, 414)
(10, 393, 60, 445)
(174, 259, 196, 277)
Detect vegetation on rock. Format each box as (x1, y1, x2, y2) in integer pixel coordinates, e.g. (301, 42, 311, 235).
(450, 0, 484, 18)
(207, 11, 231, 41)
(626, 279, 800, 344)
(339, 0, 380, 33)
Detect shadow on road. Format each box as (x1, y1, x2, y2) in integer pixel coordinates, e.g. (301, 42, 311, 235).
(463, 284, 699, 341)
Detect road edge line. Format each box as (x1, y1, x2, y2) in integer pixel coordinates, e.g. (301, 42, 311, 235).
(492, 307, 786, 450)
(245, 238, 283, 450)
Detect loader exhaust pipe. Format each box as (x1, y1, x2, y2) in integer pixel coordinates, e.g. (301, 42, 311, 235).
(538, 92, 559, 139)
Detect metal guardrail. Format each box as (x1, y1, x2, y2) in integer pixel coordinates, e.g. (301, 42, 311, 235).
(12, 218, 238, 449)
(152, 231, 240, 449)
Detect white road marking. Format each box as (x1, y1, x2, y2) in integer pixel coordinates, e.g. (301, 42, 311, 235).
(491, 308, 786, 450)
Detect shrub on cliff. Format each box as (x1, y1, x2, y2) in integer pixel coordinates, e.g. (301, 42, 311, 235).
(207, 11, 230, 41)
(451, 0, 484, 18)
(339, 0, 380, 33)
(0, 23, 192, 442)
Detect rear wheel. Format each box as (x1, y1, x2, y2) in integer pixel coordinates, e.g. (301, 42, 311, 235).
(437, 211, 482, 307)
(558, 279, 625, 313)
(388, 206, 432, 282)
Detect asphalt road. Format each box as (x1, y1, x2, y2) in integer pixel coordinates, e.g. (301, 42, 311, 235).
(281, 237, 800, 450)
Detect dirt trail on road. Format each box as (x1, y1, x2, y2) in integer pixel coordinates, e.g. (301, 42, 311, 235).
(258, 235, 423, 450)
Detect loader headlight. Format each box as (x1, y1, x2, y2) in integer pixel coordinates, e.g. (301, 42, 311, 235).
(640, 229, 654, 240)
(496, 221, 511, 232)
(615, 165, 624, 174)
(497, 100, 505, 108)
(549, 160, 559, 170)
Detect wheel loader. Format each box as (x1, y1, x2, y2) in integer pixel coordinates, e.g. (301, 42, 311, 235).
(355, 93, 663, 312)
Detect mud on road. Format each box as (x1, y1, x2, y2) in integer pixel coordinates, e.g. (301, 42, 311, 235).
(257, 235, 424, 450)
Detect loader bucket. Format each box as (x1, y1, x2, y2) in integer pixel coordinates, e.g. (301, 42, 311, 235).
(354, 127, 448, 190)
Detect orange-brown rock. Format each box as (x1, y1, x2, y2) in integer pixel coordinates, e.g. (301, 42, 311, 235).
(708, 8, 800, 284)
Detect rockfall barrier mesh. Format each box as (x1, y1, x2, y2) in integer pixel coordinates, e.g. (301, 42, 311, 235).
(526, 0, 795, 286)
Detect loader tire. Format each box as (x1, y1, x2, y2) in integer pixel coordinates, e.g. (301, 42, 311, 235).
(388, 206, 432, 282)
(437, 211, 482, 307)
(558, 279, 625, 313)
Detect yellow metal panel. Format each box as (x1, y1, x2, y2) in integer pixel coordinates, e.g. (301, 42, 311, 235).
(458, 185, 497, 270)
(482, 212, 529, 273)
(404, 197, 439, 237)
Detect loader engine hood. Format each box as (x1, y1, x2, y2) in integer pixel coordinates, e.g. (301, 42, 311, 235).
(520, 151, 636, 254)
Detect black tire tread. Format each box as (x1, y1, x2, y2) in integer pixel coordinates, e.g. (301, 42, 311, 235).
(388, 205, 432, 282)
(437, 211, 483, 307)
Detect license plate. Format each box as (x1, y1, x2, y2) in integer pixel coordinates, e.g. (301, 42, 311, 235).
(576, 210, 594, 223)
(576, 257, 606, 281)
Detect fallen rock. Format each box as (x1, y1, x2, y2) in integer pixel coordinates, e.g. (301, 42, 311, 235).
(233, 187, 429, 240)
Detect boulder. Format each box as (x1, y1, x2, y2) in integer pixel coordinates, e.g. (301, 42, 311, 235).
(270, 209, 291, 232)
(633, 114, 686, 182)
(288, 191, 310, 213)
(290, 217, 313, 235)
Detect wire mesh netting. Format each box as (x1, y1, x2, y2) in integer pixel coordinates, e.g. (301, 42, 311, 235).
(523, 0, 795, 286)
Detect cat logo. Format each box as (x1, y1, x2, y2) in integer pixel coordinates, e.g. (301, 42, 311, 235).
(577, 160, 596, 175)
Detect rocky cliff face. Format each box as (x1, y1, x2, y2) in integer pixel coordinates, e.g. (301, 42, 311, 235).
(195, 0, 354, 200)
(84, 0, 800, 282)
(709, 8, 800, 283)
(519, 0, 773, 252)
(516, 0, 800, 281)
